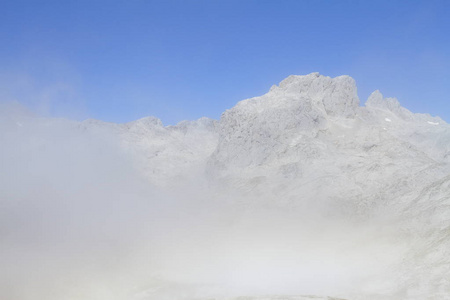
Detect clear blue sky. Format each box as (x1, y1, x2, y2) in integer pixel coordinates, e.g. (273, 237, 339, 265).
(1, 0, 449, 124)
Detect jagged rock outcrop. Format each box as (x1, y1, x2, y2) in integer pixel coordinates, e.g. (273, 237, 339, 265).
(206, 75, 448, 218)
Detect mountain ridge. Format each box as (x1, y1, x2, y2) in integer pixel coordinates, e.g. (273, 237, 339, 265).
(1, 73, 449, 300)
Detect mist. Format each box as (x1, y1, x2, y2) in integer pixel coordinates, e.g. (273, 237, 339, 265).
(0, 102, 408, 300)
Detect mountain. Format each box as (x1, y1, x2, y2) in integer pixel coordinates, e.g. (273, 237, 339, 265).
(1, 73, 449, 300)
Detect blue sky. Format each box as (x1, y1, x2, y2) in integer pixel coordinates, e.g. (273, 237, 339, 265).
(1, 0, 449, 124)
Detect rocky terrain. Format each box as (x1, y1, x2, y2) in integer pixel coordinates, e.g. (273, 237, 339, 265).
(1, 73, 449, 300)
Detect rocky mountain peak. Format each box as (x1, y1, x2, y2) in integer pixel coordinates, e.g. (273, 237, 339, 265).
(271, 73, 360, 118)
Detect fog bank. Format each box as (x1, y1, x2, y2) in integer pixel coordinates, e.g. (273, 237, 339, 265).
(0, 103, 408, 300)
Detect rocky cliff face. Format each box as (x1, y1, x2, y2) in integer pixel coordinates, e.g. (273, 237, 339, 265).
(206, 74, 447, 217)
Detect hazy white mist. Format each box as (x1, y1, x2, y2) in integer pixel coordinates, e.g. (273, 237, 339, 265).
(1, 73, 449, 300)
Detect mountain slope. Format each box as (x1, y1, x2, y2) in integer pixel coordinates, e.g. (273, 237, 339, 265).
(1, 73, 449, 300)
(77, 73, 450, 299)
